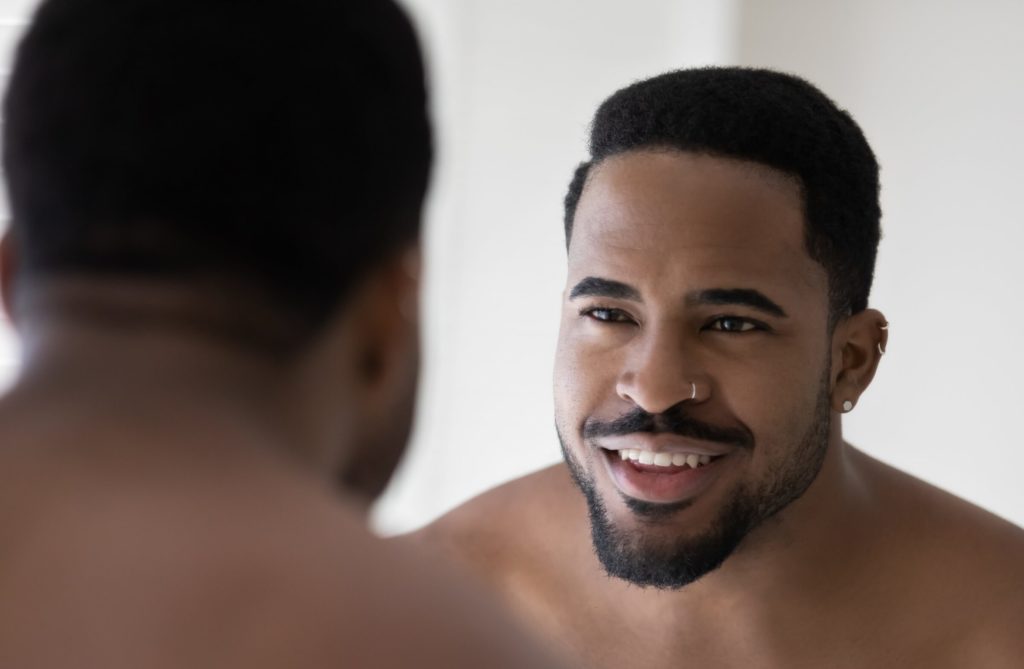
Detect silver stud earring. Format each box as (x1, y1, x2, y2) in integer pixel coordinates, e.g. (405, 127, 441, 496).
(842, 400, 854, 412)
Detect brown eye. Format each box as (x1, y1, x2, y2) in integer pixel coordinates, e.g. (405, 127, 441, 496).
(582, 307, 632, 323)
(709, 317, 759, 333)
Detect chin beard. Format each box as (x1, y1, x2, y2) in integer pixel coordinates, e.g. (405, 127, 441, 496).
(559, 375, 832, 590)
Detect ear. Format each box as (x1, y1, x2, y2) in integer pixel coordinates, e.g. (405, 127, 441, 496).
(350, 244, 421, 397)
(0, 226, 18, 324)
(829, 308, 888, 414)
(336, 243, 422, 500)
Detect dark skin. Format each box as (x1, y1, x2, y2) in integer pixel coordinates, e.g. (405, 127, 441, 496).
(412, 150, 1024, 668)
(0, 243, 565, 668)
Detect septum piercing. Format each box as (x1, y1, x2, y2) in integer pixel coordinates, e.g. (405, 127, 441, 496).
(842, 400, 854, 412)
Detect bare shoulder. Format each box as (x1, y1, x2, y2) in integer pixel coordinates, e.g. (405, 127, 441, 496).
(400, 463, 595, 664)
(856, 450, 1024, 664)
(406, 463, 586, 572)
(859, 448, 1024, 567)
(0, 464, 565, 668)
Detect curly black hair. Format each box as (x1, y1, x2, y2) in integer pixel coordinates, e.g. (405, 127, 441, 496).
(564, 67, 880, 321)
(3, 0, 431, 348)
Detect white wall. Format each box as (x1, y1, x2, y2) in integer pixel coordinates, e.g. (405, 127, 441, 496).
(731, 0, 1024, 531)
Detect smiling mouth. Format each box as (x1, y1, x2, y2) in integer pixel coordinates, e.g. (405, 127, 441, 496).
(600, 447, 731, 504)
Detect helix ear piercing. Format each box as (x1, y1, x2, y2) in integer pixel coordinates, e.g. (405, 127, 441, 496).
(877, 321, 889, 355)
(842, 400, 854, 412)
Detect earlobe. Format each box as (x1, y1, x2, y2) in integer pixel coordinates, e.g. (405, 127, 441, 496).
(830, 308, 888, 413)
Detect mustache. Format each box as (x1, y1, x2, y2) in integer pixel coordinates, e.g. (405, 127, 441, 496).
(583, 405, 754, 449)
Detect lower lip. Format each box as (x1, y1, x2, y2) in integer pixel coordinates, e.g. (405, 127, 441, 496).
(603, 451, 729, 504)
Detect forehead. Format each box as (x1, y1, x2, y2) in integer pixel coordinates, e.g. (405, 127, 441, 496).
(569, 150, 827, 304)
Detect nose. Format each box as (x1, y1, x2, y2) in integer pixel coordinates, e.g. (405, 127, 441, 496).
(615, 328, 703, 414)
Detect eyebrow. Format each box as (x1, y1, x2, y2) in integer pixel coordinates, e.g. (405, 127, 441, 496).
(569, 276, 642, 302)
(568, 278, 788, 318)
(687, 288, 789, 318)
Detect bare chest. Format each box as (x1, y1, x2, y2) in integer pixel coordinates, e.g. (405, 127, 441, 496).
(500, 576, 982, 669)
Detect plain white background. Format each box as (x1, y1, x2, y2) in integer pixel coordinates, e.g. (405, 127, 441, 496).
(0, 1, 1020, 534)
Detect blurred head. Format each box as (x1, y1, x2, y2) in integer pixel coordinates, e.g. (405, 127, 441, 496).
(2, 0, 432, 499)
(555, 67, 885, 588)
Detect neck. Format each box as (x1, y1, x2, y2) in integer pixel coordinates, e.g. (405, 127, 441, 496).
(4, 277, 353, 480)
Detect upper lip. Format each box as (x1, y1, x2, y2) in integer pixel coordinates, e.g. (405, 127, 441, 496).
(596, 433, 736, 458)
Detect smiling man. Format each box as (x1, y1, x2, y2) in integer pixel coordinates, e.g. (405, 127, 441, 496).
(414, 68, 1024, 668)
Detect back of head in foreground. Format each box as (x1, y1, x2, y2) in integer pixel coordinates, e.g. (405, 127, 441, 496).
(0, 1, 565, 667)
(419, 67, 1024, 668)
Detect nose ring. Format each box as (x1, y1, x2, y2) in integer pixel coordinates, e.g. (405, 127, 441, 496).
(689, 382, 697, 401)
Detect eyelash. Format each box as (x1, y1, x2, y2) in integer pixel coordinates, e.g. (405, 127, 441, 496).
(706, 316, 767, 333)
(578, 306, 633, 323)
(578, 307, 768, 333)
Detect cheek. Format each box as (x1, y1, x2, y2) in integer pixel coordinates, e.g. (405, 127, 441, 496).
(553, 325, 620, 431)
(553, 332, 583, 429)
(724, 357, 827, 464)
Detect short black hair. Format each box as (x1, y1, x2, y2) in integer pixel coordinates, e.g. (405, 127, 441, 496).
(3, 0, 430, 348)
(564, 67, 880, 320)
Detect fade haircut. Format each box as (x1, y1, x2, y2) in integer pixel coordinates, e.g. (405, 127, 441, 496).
(563, 67, 881, 321)
(3, 0, 431, 350)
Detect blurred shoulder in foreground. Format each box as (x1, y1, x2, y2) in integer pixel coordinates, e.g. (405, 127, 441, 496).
(0, 0, 564, 666)
(0, 424, 561, 668)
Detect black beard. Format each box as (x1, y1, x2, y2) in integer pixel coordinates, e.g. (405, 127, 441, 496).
(558, 370, 832, 590)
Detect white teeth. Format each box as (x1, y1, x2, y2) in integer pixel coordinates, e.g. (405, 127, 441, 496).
(617, 449, 717, 469)
(614, 448, 720, 469)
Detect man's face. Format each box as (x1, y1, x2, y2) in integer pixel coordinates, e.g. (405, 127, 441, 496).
(554, 150, 836, 588)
